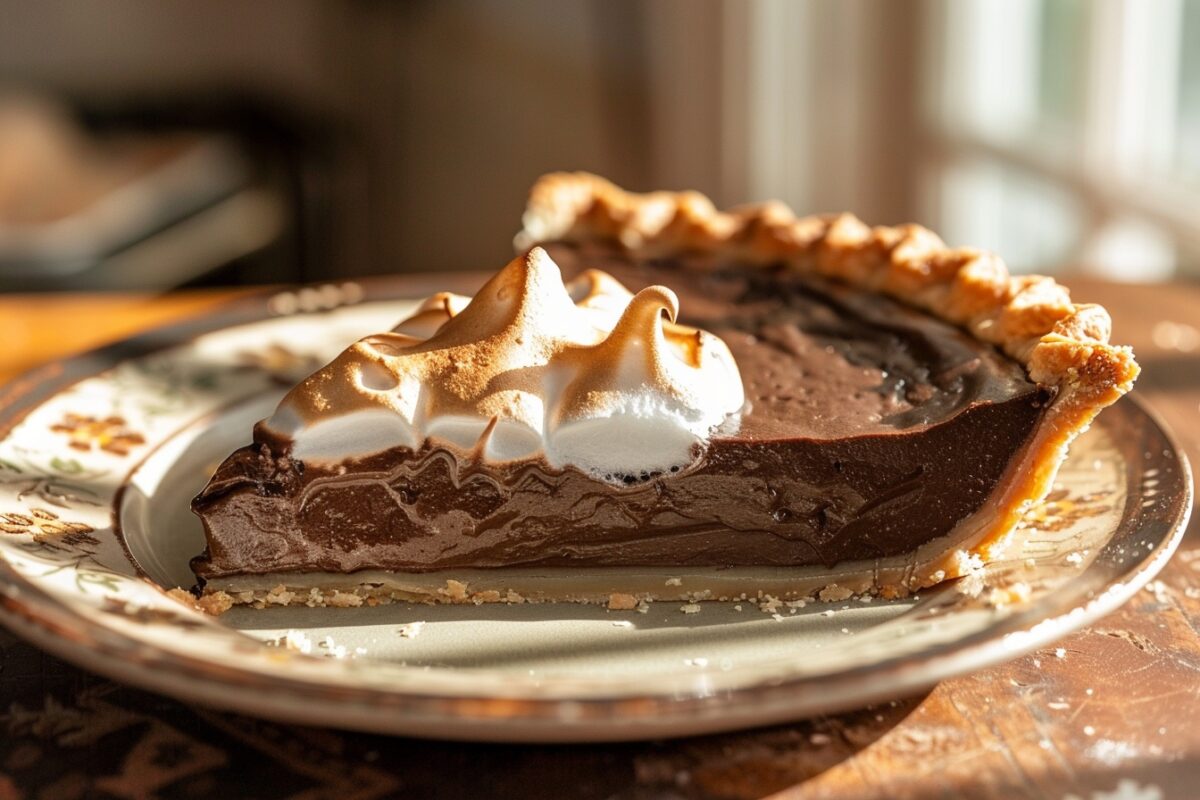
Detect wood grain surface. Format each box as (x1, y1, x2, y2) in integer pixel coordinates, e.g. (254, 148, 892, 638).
(0, 279, 1196, 800)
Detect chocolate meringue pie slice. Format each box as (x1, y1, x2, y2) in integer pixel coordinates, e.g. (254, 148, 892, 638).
(190, 173, 1138, 610)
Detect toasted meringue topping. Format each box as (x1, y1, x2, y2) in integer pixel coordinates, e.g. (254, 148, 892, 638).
(390, 291, 471, 338)
(263, 248, 745, 477)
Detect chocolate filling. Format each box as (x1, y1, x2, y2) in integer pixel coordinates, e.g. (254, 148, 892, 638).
(191, 246, 1051, 580)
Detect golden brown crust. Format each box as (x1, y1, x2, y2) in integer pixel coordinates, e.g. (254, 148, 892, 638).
(515, 172, 1139, 404)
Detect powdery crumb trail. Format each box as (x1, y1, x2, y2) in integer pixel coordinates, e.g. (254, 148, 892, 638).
(680, 603, 702, 615)
(397, 621, 425, 639)
(759, 595, 783, 613)
(664, 577, 682, 587)
(267, 630, 314, 655)
(265, 631, 368, 659)
(1144, 580, 1171, 603)
(608, 593, 638, 611)
(1086, 739, 1143, 768)
(319, 636, 349, 659)
(317, 636, 365, 659)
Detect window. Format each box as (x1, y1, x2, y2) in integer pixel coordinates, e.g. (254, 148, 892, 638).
(922, 0, 1198, 279)
(712, 0, 1200, 279)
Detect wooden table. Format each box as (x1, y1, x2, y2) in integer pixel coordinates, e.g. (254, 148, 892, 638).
(0, 281, 1196, 800)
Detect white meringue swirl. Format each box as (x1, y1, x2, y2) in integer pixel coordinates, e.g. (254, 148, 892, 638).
(263, 247, 745, 478)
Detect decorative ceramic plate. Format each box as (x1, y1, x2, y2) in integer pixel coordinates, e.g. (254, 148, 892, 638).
(0, 281, 1191, 743)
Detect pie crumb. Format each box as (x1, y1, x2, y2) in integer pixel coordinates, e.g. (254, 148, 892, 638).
(265, 584, 295, 606)
(817, 584, 854, 602)
(195, 591, 234, 616)
(758, 595, 783, 613)
(270, 630, 313, 654)
(166, 587, 200, 611)
(607, 593, 638, 610)
(879, 585, 910, 600)
(328, 591, 364, 608)
(398, 621, 425, 638)
(680, 603, 702, 614)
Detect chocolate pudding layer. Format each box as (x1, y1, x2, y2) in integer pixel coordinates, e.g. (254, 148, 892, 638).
(191, 248, 1051, 580)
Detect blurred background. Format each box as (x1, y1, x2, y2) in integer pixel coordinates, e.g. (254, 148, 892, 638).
(0, 0, 1198, 292)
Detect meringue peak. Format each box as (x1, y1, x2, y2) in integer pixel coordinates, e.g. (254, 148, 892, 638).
(264, 247, 745, 477)
(390, 292, 470, 338)
(434, 247, 579, 348)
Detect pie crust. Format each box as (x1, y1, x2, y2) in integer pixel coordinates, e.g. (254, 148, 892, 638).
(513, 172, 1139, 590)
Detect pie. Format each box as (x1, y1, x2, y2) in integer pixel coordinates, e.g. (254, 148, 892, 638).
(190, 172, 1139, 609)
